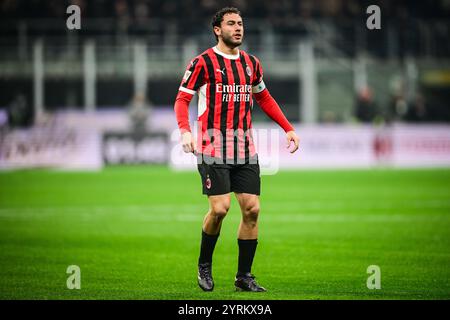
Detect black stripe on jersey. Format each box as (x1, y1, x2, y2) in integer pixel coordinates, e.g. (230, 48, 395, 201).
(230, 59, 241, 162)
(254, 59, 262, 85)
(215, 54, 229, 160)
(185, 58, 199, 89)
(192, 66, 205, 91)
(202, 53, 215, 133)
(248, 55, 258, 85)
(239, 53, 251, 161)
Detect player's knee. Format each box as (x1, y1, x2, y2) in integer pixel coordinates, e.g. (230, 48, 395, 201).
(210, 202, 230, 220)
(243, 203, 260, 222)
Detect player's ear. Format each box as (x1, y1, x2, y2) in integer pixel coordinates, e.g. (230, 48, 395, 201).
(213, 26, 221, 38)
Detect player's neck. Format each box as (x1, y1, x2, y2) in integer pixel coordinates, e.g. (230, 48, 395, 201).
(216, 42, 239, 56)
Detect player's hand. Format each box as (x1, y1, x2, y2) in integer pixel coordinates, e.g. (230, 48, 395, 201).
(286, 130, 299, 153)
(181, 131, 197, 154)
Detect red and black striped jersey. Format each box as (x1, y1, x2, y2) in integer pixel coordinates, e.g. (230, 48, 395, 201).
(178, 46, 267, 162)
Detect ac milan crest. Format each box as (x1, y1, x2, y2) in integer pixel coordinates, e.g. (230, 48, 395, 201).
(206, 177, 211, 189)
(246, 66, 252, 77)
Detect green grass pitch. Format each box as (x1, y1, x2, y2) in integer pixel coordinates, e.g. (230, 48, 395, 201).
(0, 167, 449, 300)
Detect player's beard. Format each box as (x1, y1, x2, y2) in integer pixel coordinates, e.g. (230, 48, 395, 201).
(221, 32, 243, 49)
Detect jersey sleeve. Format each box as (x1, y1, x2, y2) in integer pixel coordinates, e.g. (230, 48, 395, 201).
(179, 57, 206, 95)
(251, 56, 266, 94)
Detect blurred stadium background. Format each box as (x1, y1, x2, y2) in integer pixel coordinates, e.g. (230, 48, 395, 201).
(0, 0, 449, 299)
(1, 0, 450, 169)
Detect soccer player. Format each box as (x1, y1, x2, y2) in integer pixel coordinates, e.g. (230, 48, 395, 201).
(174, 7, 299, 292)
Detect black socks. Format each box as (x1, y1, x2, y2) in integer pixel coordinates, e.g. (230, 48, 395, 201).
(198, 230, 220, 264)
(237, 239, 258, 276)
(198, 231, 258, 276)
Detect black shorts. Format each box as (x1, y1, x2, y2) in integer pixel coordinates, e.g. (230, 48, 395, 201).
(197, 158, 261, 196)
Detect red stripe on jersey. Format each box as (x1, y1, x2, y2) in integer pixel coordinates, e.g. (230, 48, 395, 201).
(186, 61, 200, 89)
(223, 58, 235, 160)
(242, 52, 257, 158)
(197, 83, 210, 154)
(235, 58, 247, 159)
(207, 49, 223, 159)
(189, 56, 211, 153)
(247, 106, 255, 156)
(180, 57, 204, 92)
(199, 52, 215, 158)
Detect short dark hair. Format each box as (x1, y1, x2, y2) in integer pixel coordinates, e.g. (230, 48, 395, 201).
(211, 7, 242, 42)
